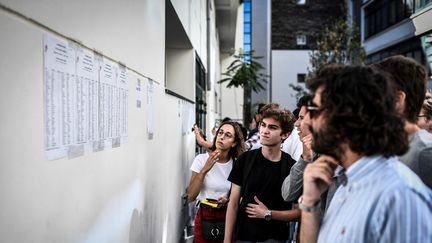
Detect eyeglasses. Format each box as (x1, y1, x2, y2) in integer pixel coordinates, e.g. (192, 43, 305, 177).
(217, 130, 234, 139)
(306, 100, 324, 119)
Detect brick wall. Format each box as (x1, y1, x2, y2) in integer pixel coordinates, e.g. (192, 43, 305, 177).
(272, 0, 344, 50)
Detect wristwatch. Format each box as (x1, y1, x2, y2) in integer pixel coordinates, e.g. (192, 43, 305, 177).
(264, 210, 272, 221)
(298, 196, 321, 212)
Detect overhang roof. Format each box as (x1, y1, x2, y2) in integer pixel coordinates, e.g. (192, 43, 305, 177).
(215, 0, 240, 53)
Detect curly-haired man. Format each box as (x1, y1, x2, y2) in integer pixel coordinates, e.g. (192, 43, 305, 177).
(300, 65, 432, 243)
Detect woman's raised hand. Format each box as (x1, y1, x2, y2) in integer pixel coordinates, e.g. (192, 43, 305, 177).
(201, 150, 220, 174)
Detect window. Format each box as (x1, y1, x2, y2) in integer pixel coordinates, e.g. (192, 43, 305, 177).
(414, 0, 432, 12)
(195, 57, 206, 154)
(365, 0, 414, 39)
(244, 0, 252, 59)
(296, 35, 307, 45)
(297, 73, 306, 83)
(244, 34, 251, 44)
(244, 23, 251, 33)
(297, 0, 306, 5)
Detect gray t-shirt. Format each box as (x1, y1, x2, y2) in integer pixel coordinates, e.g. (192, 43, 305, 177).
(399, 129, 432, 188)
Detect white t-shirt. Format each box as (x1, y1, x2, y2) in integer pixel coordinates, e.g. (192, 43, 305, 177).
(190, 153, 233, 201)
(282, 128, 303, 161)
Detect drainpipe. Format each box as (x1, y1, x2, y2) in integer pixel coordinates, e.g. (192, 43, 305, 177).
(206, 0, 211, 92)
(206, 0, 212, 121)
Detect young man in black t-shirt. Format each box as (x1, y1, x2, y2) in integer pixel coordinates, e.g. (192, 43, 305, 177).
(224, 104, 300, 243)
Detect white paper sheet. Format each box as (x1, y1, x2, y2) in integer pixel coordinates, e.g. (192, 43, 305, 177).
(43, 34, 128, 159)
(99, 58, 118, 149)
(76, 47, 99, 153)
(118, 66, 128, 145)
(146, 79, 155, 140)
(181, 101, 195, 135)
(44, 35, 76, 160)
(136, 78, 143, 108)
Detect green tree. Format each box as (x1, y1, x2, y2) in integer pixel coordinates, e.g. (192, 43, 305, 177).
(309, 17, 365, 76)
(218, 49, 267, 127)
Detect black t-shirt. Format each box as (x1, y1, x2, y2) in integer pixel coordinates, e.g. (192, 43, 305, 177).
(228, 148, 295, 241)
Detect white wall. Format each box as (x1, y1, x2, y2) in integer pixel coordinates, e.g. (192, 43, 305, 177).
(412, 8, 432, 36)
(219, 4, 244, 123)
(271, 50, 311, 111)
(206, 0, 220, 131)
(166, 49, 195, 100)
(0, 0, 220, 242)
(171, 0, 207, 69)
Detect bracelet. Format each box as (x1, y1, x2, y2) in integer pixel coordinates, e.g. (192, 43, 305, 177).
(298, 196, 321, 212)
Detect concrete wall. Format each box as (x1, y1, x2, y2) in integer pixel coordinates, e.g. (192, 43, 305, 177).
(251, 0, 271, 105)
(271, 50, 310, 111)
(0, 0, 223, 242)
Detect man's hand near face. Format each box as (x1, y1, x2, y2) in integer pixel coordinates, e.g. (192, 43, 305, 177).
(299, 155, 339, 243)
(302, 155, 339, 207)
(301, 133, 313, 161)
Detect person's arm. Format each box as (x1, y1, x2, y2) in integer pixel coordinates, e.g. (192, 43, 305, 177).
(187, 151, 220, 201)
(299, 204, 322, 243)
(193, 125, 213, 150)
(281, 134, 314, 201)
(281, 157, 310, 201)
(245, 196, 301, 221)
(224, 183, 241, 243)
(300, 155, 338, 243)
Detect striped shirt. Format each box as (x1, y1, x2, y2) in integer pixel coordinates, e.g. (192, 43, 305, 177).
(318, 155, 432, 243)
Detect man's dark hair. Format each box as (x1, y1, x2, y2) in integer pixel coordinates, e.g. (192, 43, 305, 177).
(306, 64, 345, 91)
(292, 108, 300, 119)
(297, 94, 312, 108)
(257, 103, 266, 114)
(308, 65, 408, 158)
(236, 122, 248, 142)
(261, 103, 295, 135)
(372, 55, 427, 123)
(222, 117, 232, 123)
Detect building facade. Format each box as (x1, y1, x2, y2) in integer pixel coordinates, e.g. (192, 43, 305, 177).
(271, 0, 344, 111)
(248, 0, 344, 111)
(0, 0, 241, 242)
(360, 0, 432, 88)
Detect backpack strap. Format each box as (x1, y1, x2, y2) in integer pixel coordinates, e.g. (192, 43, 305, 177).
(237, 149, 259, 209)
(242, 149, 260, 189)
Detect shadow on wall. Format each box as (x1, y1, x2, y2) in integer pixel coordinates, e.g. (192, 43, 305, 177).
(129, 133, 196, 242)
(129, 184, 161, 243)
(129, 206, 159, 243)
(129, 209, 145, 243)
